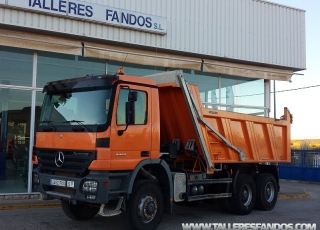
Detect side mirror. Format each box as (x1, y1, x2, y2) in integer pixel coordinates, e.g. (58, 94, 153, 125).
(118, 92, 136, 136)
(128, 91, 137, 102)
(125, 101, 135, 125)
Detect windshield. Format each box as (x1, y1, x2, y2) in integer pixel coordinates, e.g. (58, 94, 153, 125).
(39, 89, 112, 128)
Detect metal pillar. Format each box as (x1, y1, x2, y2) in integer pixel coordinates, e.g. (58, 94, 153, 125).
(0, 84, 9, 180)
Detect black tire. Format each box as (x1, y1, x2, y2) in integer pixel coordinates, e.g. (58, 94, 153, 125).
(125, 180, 164, 230)
(217, 198, 232, 213)
(230, 174, 256, 215)
(255, 173, 278, 211)
(61, 200, 99, 221)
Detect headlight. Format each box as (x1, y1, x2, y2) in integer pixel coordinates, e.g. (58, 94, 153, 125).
(86, 195, 96, 200)
(82, 180, 98, 194)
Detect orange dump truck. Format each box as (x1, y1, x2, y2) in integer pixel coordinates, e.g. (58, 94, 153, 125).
(32, 70, 292, 230)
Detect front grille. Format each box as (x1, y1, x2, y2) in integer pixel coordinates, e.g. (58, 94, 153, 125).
(55, 171, 76, 177)
(53, 187, 75, 196)
(46, 191, 73, 199)
(37, 149, 96, 174)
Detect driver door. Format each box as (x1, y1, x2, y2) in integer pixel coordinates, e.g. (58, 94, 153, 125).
(109, 84, 151, 170)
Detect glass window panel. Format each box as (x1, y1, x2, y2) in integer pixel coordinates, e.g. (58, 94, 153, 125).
(0, 46, 33, 87)
(0, 89, 31, 193)
(39, 89, 112, 126)
(37, 52, 106, 88)
(35, 91, 45, 129)
(172, 70, 219, 108)
(171, 70, 220, 94)
(117, 89, 147, 125)
(236, 79, 264, 107)
(220, 75, 264, 108)
(219, 75, 265, 115)
(217, 106, 265, 116)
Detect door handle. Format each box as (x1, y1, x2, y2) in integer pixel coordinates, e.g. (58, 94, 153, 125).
(141, 151, 150, 157)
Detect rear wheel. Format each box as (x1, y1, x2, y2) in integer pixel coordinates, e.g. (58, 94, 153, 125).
(255, 173, 278, 211)
(230, 174, 256, 215)
(125, 180, 164, 230)
(61, 200, 99, 220)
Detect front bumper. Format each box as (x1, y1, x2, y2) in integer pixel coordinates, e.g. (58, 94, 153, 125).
(33, 168, 111, 204)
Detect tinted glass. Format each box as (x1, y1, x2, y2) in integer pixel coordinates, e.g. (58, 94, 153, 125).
(0, 89, 31, 193)
(39, 89, 112, 126)
(37, 52, 106, 88)
(117, 89, 147, 125)
(0, 46, 33, 87)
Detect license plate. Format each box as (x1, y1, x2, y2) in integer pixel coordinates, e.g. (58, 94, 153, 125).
(67, 181, 75, 188)
(50, 179, 66, 187)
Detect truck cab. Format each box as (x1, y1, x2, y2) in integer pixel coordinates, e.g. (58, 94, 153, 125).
(33, 72, 164, 193)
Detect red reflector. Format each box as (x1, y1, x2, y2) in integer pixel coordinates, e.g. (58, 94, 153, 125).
(103, 182, 109, 187)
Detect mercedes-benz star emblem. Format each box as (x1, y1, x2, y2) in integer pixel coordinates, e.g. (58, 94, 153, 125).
(55, 151, 65, 168)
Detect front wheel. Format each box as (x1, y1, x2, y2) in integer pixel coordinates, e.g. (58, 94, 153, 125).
(61, 200, 99, 220)
(255, 173, 278, 211)
(125, 180, 164, 230)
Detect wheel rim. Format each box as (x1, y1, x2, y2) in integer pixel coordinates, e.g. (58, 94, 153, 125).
(137, 194, 158, 223)
(241, 184, 252, 206)
(265, 181, 275, 202)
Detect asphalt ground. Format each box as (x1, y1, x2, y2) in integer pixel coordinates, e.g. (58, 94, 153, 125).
(0, 179, 313, 211)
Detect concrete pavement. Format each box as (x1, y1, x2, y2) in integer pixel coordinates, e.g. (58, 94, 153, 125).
(278, 179, 310, 200)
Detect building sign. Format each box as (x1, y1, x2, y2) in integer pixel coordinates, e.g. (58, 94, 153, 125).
(3, 0, 167, 34)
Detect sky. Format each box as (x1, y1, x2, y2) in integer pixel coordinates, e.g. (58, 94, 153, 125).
(268, 0, 320, 139)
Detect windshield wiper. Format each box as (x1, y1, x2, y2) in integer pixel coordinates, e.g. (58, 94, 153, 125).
(39, 120, 56, 131)
(63, 120, 91, 132)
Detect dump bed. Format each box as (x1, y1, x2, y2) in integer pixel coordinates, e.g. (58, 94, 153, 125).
(145, 71, 292, 170)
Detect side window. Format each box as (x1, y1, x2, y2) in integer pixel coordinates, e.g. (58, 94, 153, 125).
(116, 89, 147, 125)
